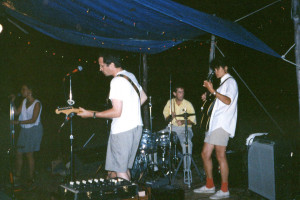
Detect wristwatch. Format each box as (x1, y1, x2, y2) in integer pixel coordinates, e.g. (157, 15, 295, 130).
(93, 112, 96, 119)
(213, 91, 217, 96)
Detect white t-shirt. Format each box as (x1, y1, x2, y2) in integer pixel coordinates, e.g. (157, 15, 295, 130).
(19, 99, 42, 128)
(208, 73, 238, 138)
(109, 70, 143, 134)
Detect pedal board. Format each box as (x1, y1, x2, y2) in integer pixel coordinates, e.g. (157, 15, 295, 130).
(59, 177, 138, 200)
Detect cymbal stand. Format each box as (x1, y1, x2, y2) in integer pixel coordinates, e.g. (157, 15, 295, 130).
(147, 96, 158, 174)
(149, 96, 153, 133)
(167, 75, 173, 183)
(172, 111, 202, 188)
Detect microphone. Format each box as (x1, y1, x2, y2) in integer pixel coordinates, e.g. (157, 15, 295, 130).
(65, 66, 83, 77)
(8, 93, 21, 100)
(58, 113, 75, 132)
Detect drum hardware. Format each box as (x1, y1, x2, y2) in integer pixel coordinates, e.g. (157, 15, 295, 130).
(171, 111, 203, 188)
(149, 96, 153, 133)
(167, 74, 173, 183)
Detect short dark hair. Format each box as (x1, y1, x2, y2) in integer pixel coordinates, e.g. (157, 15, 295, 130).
(173, 85, 184, 92)
(210, 57, 229, 69)
(98, 54, 123, 68)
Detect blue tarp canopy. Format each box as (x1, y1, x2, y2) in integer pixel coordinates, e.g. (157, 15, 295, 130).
(2, 0, 280, 57)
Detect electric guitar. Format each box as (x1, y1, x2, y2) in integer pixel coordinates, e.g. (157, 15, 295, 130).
(55, 106, 82, 115)
(199, 71, 216, 132)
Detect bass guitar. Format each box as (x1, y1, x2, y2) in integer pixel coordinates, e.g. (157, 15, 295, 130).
(199, 71, 216, 132)
(55, 106, 82, 115)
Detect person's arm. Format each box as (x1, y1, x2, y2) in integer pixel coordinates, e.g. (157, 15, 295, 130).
(203, 80, 231, 105)
(78, 99, 123, 119)
(14, 102, 41, 125)
(163, 100, 173, 122)
(140, 89, 147, 105)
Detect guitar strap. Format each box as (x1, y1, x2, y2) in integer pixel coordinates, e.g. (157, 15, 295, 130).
(117, 74, 140, 98)
(218, 76, 232, 89)
(204, 76, 232, 131)
(209, 77, 232, 108)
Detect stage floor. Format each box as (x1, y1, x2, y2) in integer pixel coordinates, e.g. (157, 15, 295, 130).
(0, 144, 299, 200)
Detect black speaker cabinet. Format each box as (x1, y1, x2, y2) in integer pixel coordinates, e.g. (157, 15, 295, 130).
(248, 139, 293, 200)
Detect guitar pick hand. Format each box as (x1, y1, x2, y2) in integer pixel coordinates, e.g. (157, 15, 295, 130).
(203, 80, 215, 94)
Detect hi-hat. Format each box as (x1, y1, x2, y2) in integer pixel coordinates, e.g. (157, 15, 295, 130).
(175, 113, 195, 117)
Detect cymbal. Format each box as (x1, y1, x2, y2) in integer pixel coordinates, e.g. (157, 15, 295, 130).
(175, 113, 195, 117)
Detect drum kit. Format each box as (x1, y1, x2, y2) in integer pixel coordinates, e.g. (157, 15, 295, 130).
(131, 77, 203, 186)
(131, 98, 203, 187)
(131, 128, 180, 182)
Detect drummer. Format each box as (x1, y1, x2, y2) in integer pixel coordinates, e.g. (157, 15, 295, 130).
(163, 85, 196, 170)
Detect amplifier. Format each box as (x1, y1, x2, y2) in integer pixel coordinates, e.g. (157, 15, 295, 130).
(59, 177, 138, 200)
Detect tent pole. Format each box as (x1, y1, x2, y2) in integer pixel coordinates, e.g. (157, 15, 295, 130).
(208, 34, 216, 73)
(142, 53, 150, 129)
(292, 0, 300, 124)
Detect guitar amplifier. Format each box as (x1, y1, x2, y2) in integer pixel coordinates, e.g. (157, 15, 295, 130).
(248, 139, 294, 200)
(59, 177, 138, 200)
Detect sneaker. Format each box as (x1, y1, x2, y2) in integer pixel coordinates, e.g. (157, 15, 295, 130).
(209, 190, 230, 199)
(193, 185, 216, 194)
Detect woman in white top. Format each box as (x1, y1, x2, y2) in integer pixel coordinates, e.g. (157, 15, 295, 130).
(11, 83, 43, 185)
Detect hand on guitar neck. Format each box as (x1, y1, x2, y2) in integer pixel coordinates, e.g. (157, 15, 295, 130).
(203, 80, 216, 95)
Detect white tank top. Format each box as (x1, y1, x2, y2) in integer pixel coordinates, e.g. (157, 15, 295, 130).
(19, 99, 42, 128)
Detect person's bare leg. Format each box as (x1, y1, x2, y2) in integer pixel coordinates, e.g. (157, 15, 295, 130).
(26, 152, 35, 180)
(201, 143, 214, 179)
(107, 171, 117, 179)
(117, 172, 130, 181)
(126, 169, 131, 180)
(215, 145, 228, 182)
(16, 152, 23, 177)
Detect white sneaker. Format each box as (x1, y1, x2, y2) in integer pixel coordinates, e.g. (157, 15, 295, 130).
(209, 190, 230, 199)
(193, 185, 216, 194)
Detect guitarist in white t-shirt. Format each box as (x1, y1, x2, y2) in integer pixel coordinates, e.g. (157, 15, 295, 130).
(78, 54, 147, 181)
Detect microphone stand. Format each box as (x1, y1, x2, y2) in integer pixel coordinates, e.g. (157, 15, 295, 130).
(8, 100, 16, 199)
(66, 75, 75, 182)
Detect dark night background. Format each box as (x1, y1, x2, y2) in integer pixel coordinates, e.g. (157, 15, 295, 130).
(0, 0, 299, 181)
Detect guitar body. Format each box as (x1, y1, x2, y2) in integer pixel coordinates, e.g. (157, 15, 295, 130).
(55, 106, 81, 115)
(199, 94, 216, 132)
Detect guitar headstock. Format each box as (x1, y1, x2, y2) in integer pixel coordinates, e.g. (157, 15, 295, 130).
(55, 106, 80, 115)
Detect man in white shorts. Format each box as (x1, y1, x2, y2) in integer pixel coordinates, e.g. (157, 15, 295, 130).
(78, 54, 147, 181)
(194, 58, 238, 199)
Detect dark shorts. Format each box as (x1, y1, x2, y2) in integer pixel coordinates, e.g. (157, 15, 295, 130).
(17, 124, 43, 153)
(105, 126, 142, 173)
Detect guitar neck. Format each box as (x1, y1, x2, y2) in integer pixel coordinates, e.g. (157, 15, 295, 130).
(56, 106, 97, 115)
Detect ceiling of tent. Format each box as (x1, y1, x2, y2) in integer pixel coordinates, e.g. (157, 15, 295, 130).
(2, 0, 280, 57)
